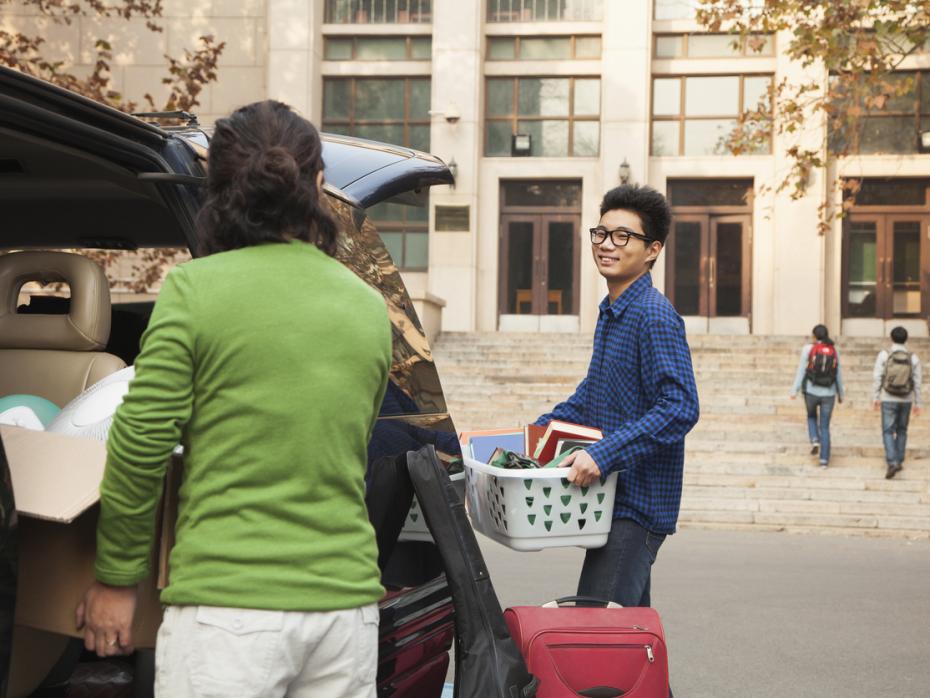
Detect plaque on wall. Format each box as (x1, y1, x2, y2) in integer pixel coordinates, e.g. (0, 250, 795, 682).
(435, 205, 470, 231)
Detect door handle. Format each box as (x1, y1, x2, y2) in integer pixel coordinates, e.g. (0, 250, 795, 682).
(709, 258, 716, 288)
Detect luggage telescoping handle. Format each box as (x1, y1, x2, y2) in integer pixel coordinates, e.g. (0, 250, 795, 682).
(542, 595, 623, 609)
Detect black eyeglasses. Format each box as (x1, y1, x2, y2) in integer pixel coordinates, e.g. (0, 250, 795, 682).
(589, 226, 653, 247)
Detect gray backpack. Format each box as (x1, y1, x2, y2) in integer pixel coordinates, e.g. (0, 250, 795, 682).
(883, 350, 914, 397)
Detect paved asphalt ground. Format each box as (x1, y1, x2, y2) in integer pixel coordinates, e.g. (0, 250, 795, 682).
(445, 528, 930, 697)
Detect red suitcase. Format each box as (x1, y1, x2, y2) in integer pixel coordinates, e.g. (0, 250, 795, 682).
(504, 597, 669, 698)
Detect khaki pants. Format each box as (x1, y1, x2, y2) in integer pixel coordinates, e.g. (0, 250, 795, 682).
(155, 603, 379, 698)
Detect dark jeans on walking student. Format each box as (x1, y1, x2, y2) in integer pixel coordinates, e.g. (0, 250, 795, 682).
(881, 402, 911, 466)
(804, 393, 835, 462)
(577, 517, 673, 698)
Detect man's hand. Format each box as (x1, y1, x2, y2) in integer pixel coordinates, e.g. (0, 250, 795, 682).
(560, 450, 603, 487)
(789, 394, 797, 400)
(872, 400, 880, 411)
(914, 405, 922, 418)
(75, 582, 138, 657)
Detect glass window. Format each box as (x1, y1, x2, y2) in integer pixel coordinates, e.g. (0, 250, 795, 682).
(685, 76, 739, 116)
(655, 35, 682, 58)
(850, 179, 928, 206)
(323, 36, 431, 61)
(847, 222, 877, 318)
(519, 78, 570, 117)
(502, 180, 582, 207)
(488, 35, 601, 60)
(487, 77, 600, 156)
(831, 70, 930, 155)
(651, 121, 680, 156)
(488, 37, 516, 59)
(487, 0, 604, 22)
(325, 37, 354, 60)
(653, 78, 681, 116)
(367, 201, 429, 271)
(575, 36, 602, 59)
(572, 121, 600, 156)
(743, 76, 772, 111)
(684, 119, 737, 155)
(574, 79, 600, 116)
(325, 0, 432, 23)
(323, 77, 430, 150)
(688, 34, 739, 57)
(654, 0, 696, 20)
(520, 37, 572, 60)
(410, 36, 431, 59)
(668, 179, 753, 207)
(653, 75, 773, 155)
(323, 79, 350, 119)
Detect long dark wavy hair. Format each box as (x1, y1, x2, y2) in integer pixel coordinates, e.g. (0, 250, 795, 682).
(196, 100, 339, 256)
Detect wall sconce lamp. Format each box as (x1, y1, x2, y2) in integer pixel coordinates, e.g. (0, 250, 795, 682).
(427, 103, 461, 124)
(619, 158, 632, 184)
(512, 133, 532, 157)
(448, 157, 458, 188)
(919, 130, 930, 154)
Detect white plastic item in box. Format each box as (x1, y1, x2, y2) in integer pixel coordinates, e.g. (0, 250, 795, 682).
(399, 470, 466, 543)
(463, 455, 618, 551)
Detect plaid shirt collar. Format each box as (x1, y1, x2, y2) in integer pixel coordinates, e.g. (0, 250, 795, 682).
(598, 272, 653, 320)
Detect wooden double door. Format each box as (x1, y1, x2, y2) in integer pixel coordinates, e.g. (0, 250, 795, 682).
(499, 213, 580, 316)
(666, 214, 752, 329)
(844, 214, 929, 319)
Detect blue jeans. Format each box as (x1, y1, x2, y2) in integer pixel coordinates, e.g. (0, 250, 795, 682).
(577, 517, 672, 697)
(804, 393, 835, 463)
(881, 402, 911, 466)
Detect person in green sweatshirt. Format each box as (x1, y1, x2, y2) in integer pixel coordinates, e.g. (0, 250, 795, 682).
(76, 100, 391, 697)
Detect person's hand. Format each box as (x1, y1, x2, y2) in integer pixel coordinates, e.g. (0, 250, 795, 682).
(789, 394, 796, 400)
(914, 405, 922, 418)
(872, 400, 880, 411)
(837, 397, 843, 405)
(560, 450, 603, 487)
(75, 582, 138, 657)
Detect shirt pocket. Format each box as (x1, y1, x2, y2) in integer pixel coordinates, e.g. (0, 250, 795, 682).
(186, 606, 285, 698)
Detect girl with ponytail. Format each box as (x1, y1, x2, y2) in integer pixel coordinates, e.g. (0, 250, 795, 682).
(790, 324, 845, 468)
(81, 101, 391, 698)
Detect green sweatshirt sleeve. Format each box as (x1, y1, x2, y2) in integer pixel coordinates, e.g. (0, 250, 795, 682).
(95, 267, 195, 586)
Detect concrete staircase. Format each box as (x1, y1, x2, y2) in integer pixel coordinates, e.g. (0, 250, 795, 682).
(432, 333, 930, 540)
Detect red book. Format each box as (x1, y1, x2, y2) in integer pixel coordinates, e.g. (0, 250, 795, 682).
(524, 424, 546, 460)
(532, 420, 603, 464)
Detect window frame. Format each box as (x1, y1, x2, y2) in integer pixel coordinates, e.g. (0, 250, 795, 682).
(486, 35, 602, 61)
(831, 71, 930, 155)
(650, 73, 774, 156)
(653, 33, 775, 59)
(324, 35, 432, 61)
(486, 0, 604, 23)
(322, 77, 431, 151)
(485, 76, 602, 158)
(368, 204, 430, 271)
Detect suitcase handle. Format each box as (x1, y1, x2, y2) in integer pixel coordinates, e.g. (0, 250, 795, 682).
(542, 596, 623, 609)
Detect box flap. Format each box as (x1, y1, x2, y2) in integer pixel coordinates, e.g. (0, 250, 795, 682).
(1, 425, 106, 522)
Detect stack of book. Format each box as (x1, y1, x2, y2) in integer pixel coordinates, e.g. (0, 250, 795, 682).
(461, 420, 603, 469)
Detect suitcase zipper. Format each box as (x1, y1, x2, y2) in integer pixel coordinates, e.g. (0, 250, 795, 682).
(646, 644, 654, 663)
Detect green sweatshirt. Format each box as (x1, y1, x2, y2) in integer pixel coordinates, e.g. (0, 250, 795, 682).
(96, 240, 391, 612)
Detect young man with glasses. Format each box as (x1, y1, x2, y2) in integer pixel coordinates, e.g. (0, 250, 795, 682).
(533, 184, 699, 641)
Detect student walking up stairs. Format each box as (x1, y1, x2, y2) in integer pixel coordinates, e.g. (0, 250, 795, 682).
(433, 333, 930, 539)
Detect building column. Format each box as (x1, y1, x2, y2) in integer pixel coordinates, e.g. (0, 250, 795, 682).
(771, 29, 828, 335)
(427, 1, 483, 332)
(266, 0, 322, 123)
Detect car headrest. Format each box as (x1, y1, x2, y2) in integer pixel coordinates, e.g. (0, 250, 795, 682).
(0, 251, 111, 351)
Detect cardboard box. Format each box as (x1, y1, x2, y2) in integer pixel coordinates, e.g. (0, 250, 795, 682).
(1, 425, 171, 647)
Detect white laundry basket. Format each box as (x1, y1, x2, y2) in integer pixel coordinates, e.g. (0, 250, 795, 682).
(398, 470, 466, 543)
(463, 455, 618, 551)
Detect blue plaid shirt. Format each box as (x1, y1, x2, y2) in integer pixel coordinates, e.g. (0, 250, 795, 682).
(535, 273, 699, 534)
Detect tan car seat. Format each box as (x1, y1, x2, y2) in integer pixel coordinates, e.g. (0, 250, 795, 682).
(0, 251, 126, 697)
(0, 251, 126, 407)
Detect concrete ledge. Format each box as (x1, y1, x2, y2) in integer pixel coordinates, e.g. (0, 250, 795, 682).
(410, 292, 446, 346)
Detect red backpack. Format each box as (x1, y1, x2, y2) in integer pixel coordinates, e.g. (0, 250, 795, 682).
(806, 342, 838, 387)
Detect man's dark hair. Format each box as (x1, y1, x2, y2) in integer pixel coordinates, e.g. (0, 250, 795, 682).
(197, 100, 338, 257)
(600, 184, 672, 245)
(891, 326, 908, 344)
(812, 324, 832, 344)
